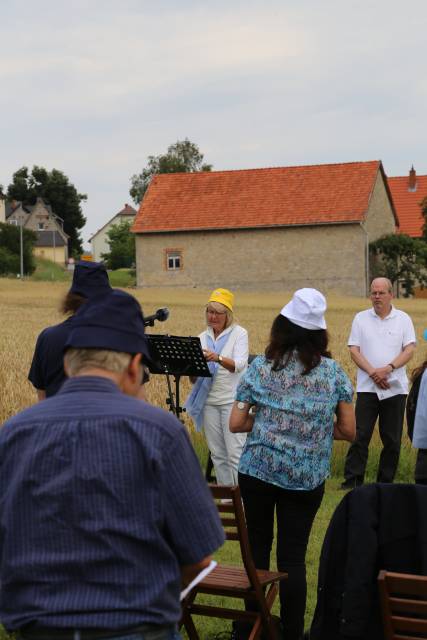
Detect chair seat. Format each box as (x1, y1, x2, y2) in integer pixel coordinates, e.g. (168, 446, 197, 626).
(198, 565, 287, 594)
(181, 485, 287, 639)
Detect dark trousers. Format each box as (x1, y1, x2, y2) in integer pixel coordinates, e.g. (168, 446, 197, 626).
(238, 472, 325, 640)
(415, 449, 427, 484)
(344, 392, 406, 484)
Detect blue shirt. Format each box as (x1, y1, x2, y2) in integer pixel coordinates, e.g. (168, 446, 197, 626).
(0, 377, 224, 631)
(236, 354, 353, 490)
(28, 317, 75, 396)
(413, 369, 427, 449)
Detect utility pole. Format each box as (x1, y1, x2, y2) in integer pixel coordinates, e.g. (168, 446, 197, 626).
(19, 219, 24, 279)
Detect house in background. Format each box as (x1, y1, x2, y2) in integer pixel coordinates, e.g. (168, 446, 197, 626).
(387, 166, 427, 238)
(89, 204, 137, 261)
(5, 197, 69, 264)
(132, 160, 397, 296)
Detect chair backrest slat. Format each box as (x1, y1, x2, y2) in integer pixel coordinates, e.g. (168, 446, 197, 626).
(379, 570, 427, 640)
(209, 484, 273, 619)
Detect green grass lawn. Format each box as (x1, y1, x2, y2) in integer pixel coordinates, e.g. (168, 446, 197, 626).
(107, 268, 136, 288)
(28, 259, 135, 288)
(30, 258, 72, 282)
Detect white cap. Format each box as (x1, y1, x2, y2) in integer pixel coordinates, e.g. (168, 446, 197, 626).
(280, 288, 327, 330)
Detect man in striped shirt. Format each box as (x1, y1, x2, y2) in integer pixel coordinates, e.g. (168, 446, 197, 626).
(0, 290, 224, 640)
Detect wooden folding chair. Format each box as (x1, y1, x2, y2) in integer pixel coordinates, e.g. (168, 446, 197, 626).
(378, 570, 427, 639)
(181, 484, 287, 640)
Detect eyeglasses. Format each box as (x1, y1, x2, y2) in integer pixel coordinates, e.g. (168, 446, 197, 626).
(206, 307, 226, 316)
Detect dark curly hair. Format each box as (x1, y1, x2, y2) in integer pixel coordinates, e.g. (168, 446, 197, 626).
(265, 314, 331, 374)
(60, 292, 86, 315)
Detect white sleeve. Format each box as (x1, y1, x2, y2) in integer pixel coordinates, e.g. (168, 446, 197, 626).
(402, 314, 416, 347)
(231, 327, 249, 373)
(347, 314, 361, 347)
(199, 331, 207, 350)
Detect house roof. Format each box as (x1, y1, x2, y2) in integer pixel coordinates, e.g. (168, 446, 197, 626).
(89, 204, 137, 242)
(132, 160, 396, 234)
(35, 230, 66, 247)
(387, 171, 427, 238)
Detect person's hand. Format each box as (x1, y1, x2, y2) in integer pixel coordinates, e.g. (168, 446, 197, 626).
(369, 366, 391, 389)
(203, 349, 219, 362)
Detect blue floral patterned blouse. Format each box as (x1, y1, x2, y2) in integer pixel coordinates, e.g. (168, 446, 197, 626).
(236, 353, 353, 490)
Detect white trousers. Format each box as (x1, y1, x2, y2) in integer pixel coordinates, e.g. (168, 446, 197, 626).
(203, 403, 247, 486)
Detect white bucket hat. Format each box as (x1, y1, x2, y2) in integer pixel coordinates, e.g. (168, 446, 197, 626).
(280, 288, 327, 330)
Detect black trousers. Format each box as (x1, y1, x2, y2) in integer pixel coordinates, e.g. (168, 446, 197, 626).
(238, 472, 325, 640)
(344, 392, 407, 484)
(415, 449, 427, 483)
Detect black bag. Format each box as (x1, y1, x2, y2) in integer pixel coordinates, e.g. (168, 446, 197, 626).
(406, 374, 422, 442)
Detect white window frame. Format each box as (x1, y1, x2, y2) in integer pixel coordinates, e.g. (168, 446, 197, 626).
(166, 250, 182, 271)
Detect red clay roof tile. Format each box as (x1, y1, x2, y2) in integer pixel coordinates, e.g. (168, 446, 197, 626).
(388, 174, 427, 238)
(132, 161, 383, 234)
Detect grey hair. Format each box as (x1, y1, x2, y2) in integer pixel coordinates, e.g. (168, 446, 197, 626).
(371, 277, 393, 294)
(64, 348, 132, 376)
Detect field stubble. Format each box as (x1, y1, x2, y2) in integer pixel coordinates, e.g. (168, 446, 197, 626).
(1, 279, 426, 636)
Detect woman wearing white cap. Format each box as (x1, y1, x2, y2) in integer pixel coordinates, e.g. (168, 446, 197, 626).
(185, 288, 248, 485)
(230, 288, 355, 640)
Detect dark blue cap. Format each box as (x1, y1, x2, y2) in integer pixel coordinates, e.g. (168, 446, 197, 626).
(65, 289, 151, 361)
(69, 261, 112, 299)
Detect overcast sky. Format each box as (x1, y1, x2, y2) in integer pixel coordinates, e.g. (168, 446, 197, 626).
(1, 0, 426, 247)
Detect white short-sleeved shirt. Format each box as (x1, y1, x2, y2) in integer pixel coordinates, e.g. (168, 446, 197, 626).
(199, 324, 248, 405)
(348, 306, 416, 396)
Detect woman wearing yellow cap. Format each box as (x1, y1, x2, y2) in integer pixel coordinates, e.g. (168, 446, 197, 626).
(185, 288, 248, 485)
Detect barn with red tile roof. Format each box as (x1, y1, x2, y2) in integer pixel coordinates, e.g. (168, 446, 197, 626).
(132, 160, 397, 296)
(388, 167, 427, 238)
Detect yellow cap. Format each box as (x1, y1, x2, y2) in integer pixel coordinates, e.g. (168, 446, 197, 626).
(208, 288, 234, 311)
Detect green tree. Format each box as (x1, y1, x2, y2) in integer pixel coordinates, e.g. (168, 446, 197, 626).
(7, 166, 87, 255)
(370, 233, 427, 297)
(0, 222, 37, 275)
(101, 219, 135, 270)
(421, 196, 427, 240)
(130, 138, 212, 203)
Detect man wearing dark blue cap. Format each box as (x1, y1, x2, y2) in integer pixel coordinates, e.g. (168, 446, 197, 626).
(0, 289, 224, 640)
(28, 260, 112, 399)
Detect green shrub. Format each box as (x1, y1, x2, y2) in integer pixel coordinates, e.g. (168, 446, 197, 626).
(0, 246, 20, 275)
(0, 222, 36, 274)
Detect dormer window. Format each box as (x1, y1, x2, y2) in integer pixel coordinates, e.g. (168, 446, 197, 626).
(38, 222, 45, 230)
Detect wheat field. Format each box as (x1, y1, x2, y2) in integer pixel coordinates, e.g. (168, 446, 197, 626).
(1, 278, 427, 637)
(2, 278, 427, 432)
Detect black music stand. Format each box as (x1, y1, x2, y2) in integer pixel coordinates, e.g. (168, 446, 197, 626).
(146, 334, 211, 420)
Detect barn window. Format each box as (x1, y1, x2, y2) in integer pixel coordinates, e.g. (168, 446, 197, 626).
(165, 249, 183, 270)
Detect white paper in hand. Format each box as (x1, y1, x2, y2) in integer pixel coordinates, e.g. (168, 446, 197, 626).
(180, 560, 217, 601)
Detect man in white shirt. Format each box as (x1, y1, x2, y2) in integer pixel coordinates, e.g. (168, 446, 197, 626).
(341, 277, 416, 489)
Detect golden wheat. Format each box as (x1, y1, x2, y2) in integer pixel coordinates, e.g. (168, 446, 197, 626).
(2, 279, 427, 429)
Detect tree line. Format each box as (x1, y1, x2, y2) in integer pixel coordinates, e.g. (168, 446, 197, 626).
(0, 139, 211, 273)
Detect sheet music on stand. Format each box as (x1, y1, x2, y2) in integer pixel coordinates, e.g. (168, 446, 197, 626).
(146, 335, 211, 378)
(145, 335, 211, 420)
